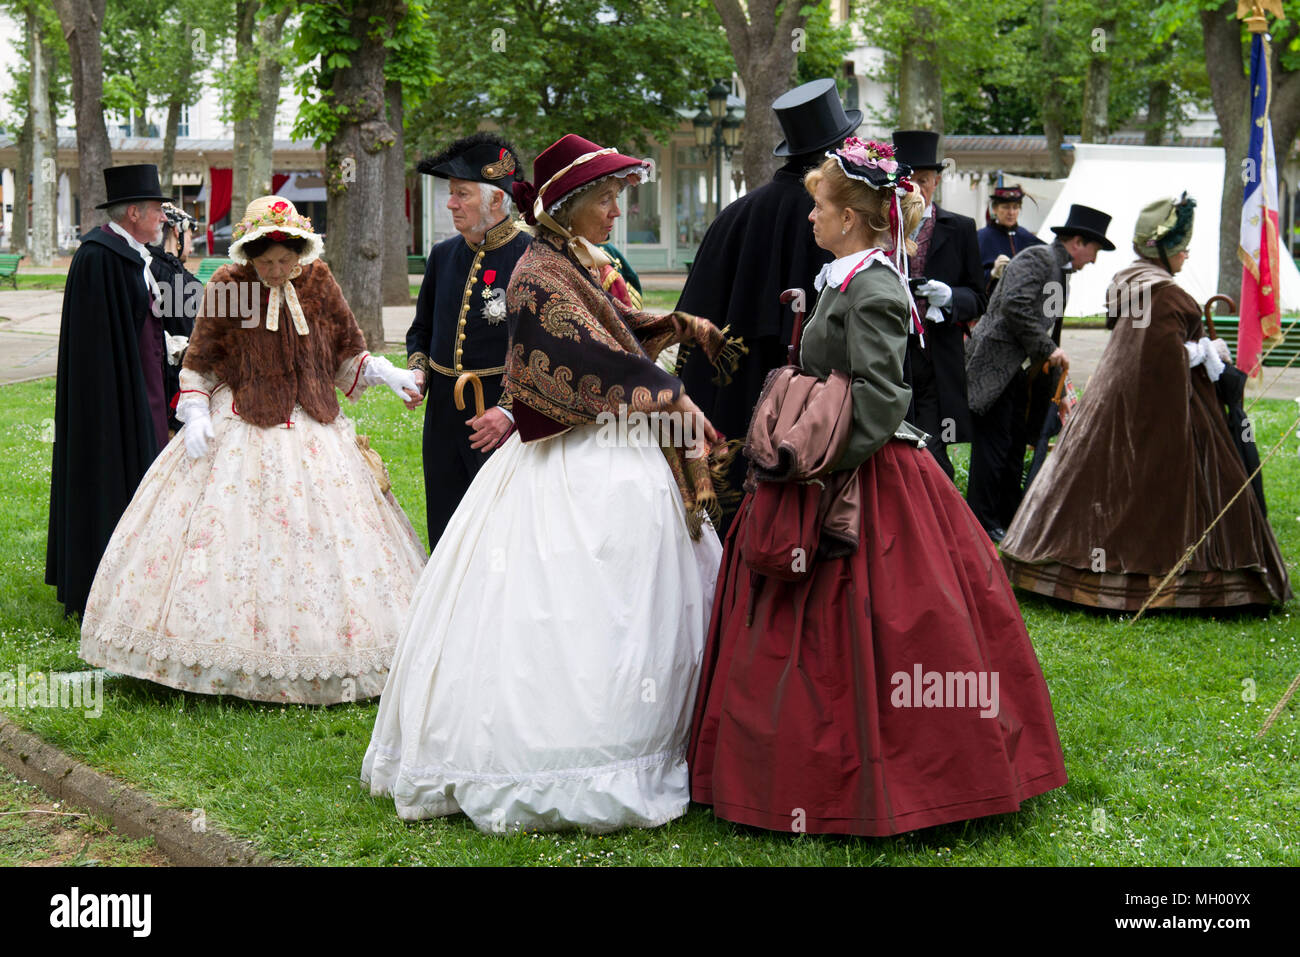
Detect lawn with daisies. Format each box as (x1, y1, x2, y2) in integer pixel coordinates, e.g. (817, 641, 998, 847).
(1, 366, 1297, 866)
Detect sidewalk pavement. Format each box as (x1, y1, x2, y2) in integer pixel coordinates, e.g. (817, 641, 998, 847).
(5, 289, 1300, 402)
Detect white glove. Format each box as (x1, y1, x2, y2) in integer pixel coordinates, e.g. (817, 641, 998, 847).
(362, 355, 419, 400)
(925, 303, 947, 324)
(1185, 336, 1225, 383)
(1211, 338, 1232, 366)
(177, 400, 215, 459)
(164, 332, 189, 366)
(991, 255, 1010, 280)
(916, 279, 953, 308)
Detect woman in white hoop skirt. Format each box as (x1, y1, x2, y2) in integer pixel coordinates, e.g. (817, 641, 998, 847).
(363, 134, 740, 833)
(78, 197, 428, 705)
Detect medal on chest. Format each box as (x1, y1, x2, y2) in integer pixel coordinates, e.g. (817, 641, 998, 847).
(480, 269, 506, 324)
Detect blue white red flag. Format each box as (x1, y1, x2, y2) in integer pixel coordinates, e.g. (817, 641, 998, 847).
(1238, 33, 1282, 377)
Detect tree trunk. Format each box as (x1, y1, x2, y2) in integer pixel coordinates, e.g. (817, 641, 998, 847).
(248, 8, 290, 201)
(29, 6, 55, 266)
(160, 96, 183, 194)
(1080, 19, 1114, 144)
(898, 5, 943, 132)
(382, 80, 410, 306)
(11, 112, 31, 256)
(1040, 0, 1067, 178)
(713, 0, 810, 190)
(51, 0, 112, 232)
(132, 104, 149, 137)
(325, 1, 406, 349)
(1144, 80, 1170, 145)
(230, 0, 259, 224)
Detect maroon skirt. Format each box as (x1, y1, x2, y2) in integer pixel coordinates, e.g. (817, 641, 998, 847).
(688, 440, 1067, 836)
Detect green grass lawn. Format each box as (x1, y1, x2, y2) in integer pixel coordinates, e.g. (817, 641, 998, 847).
(1, 364, 1298, 865)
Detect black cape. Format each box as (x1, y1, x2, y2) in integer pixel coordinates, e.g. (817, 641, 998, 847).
(148, 247, 203, 431)
(46, 226, 161, 617)
(676, 159, 831, 531)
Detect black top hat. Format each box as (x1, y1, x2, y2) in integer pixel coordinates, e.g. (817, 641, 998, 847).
(96, 164, 168, 209)
(417, 132, 524, 190)
(890, 130, 945, 171)
(1050, 203, 1116, 251)
(990, 185, 1027, 205)
(772, 78, 863, 158)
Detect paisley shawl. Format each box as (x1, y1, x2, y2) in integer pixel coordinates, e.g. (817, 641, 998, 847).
(504, 232, 742, 537)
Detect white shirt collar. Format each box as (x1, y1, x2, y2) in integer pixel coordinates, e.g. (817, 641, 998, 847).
(815, 248, 882, 292)
(106, 220, 162, 302)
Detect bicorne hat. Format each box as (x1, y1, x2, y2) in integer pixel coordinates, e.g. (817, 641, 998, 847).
(1050, 203, 1116, 251)
(96, 164, 169, 209)
(512, 134, 650, 227)
(417, 132, 525, 192)
(773, 78, 862, 158)
(890, 130, 946, 172)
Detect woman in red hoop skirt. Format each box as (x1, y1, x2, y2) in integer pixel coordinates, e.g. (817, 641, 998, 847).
(688, 139, 1067, 836)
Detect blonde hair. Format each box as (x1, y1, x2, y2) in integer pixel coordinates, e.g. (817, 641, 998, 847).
(805, 157, 923, 255)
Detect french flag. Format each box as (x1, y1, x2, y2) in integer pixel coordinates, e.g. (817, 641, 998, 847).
(1238, 33, 1282, 378)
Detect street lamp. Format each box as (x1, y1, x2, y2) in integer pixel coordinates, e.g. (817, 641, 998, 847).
(694, 79, 743, 217)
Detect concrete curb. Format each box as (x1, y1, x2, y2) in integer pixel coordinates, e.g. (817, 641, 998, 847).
(0, 716, 273, 866)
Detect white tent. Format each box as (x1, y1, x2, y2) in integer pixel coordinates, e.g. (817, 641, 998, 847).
(1035, 144, 1300, 317)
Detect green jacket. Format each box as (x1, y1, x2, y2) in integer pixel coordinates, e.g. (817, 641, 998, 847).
(799, 260, 928, 470)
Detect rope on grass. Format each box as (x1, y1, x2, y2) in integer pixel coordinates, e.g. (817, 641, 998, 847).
(0, 809, 87, 818)
(1257, 670, 1300, 738)
(1131, 409, 1300, 623)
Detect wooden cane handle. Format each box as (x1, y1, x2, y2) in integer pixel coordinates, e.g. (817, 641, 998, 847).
(1203, 294, 1236, 342)
(454, 373, 485, 418)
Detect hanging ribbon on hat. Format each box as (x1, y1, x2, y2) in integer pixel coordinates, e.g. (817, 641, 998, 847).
(264, 265, 308, 335)
(890, 186, 925, 345)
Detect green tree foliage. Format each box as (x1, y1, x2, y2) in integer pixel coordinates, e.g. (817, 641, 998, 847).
(0, 0, 71, 136)
(390, 0, 734, 162)
(858, 0, 1211, 138)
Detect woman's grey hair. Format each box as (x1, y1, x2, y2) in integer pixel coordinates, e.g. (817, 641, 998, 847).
(477, 182, 513, 221)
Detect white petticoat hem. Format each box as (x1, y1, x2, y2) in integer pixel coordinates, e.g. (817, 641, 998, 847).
(362, 743, 691, 834)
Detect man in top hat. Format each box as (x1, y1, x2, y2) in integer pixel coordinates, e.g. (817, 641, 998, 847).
(676, 76, 858, 532)
(964, 203, 1115, 541)
(890, 129, 986, 480)
(406, 132, 532, 548)
(978, 184, 1043, 291)
(46, 164, 170, 617)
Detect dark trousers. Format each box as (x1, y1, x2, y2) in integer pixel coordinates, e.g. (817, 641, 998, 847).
(422, 371, 504, 550)
(967, 371, 1027, 535)
(906, 336, 954, 480)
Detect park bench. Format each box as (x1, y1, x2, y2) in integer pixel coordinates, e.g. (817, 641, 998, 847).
(195, 257, 232, 284)
(1206, 315, 1300, 369)
(0, 253, 24, 289)
(408, 254, 426, 274)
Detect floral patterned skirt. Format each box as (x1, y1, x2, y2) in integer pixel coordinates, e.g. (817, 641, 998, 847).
(79, 386, 428, 704)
